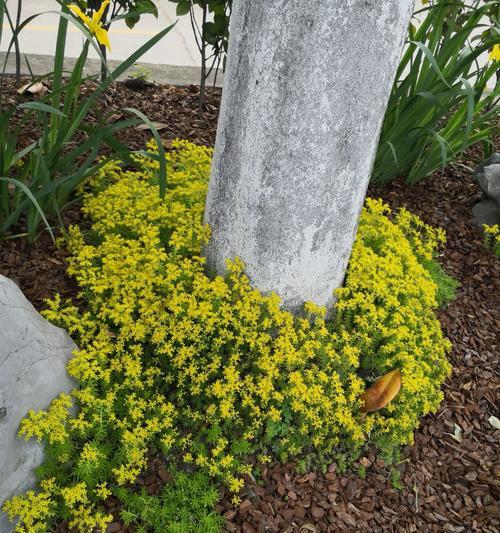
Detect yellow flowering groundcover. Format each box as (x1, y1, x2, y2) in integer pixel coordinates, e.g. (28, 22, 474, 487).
(483, 224, 500, 257)
(4, 140, 453, 532)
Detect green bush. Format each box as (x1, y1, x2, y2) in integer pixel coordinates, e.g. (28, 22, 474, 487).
(3, 141, 453, 532)
(0, 0, 172, 242)
(169, 0, 231, 107)
(373, 0, 499, 184)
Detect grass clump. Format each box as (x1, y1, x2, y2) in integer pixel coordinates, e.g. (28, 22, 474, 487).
(3, 140, 453, 532)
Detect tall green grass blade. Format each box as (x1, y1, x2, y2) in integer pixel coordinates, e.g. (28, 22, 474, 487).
(374, 0, 499, 184)
(18, 102, 67, 117)
(53, 22, 177, 156)
(384, 141, 399, 168)
(409, 40, 451, 88)
(0, 177, 55, 242)
(457, 77, 475, 150)
(123, 107, 168, 197)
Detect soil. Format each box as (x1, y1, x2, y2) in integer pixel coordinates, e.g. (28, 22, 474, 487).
(0, 80, 498, 533)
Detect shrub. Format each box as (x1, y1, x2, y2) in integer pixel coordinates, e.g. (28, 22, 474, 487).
(169, 0, 231, 108)
(0, 1, 172, 242)
(3, 140, 453, 532)
(373, 0, 499, 184)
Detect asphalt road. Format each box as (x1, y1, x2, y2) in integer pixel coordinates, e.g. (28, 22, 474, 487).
(1, 0, 200, 67)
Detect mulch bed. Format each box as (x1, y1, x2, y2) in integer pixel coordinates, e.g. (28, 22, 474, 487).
(0, 81, 498, 533)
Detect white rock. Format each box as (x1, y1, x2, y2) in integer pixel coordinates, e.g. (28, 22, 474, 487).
(0, 275, 75, 533)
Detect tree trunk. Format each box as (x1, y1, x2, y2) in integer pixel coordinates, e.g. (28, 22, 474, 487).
(203, 0, 414, 313)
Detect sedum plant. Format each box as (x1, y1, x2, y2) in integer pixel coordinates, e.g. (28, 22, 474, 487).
(117, 470, 224, 532)
(483, 223, 500, 256)
(373, 0, 499, 184)
(3, 141, 454, 532)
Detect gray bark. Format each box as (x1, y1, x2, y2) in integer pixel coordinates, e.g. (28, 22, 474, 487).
(204, 0, 414, 313)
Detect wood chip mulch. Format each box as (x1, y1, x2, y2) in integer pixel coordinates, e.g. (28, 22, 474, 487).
(0, 81, 498, 533)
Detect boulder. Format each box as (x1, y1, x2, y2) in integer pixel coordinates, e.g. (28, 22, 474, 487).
(472, 198, 500, 227)
(0, 275, 75, 533)
(474, 152, 500, 205)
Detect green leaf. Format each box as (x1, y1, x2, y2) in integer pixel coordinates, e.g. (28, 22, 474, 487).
(176, 1, 191, 16)
(409, 40, 451, 88)
(457, 77, 474, 150)
(125, 14, 140, 28)
(18, 102, 67, 117)
(123, 107, 168, 198)
(0, 177, 55, 242)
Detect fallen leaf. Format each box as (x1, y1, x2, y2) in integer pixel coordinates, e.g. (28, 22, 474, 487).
(445, 423, 463, 443)
(465, 471, 477, 481)
(360, 369, 401, 413)
(17, 82, 47, 95)
(105, 112, 123, 125)
(300, 525, 317, 532)
(135, 121, 169, 132)
(488, 415, 500, 430)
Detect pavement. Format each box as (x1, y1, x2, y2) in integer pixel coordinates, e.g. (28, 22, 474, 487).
(0, 0, 493, 89)
(0, 0, 223, 86)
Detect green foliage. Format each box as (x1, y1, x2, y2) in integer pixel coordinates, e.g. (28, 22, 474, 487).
(169, 0, 231, 107)
(373, 0, 499, 184)
(390, 468, 402, 490)
(116, 470, 224, 532)
(0, 3, 173, 242)
(421, 258, 459, 307)
(130, 63, 152, 81)
(3, 141, 453, 532)
(69, 0, 158, 29)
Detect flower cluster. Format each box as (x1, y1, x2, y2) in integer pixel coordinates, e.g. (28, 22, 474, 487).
(4, 140, 452, 532)
(483, 223, 500, 257)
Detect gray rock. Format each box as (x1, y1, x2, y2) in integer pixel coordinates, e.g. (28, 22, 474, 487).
(474, 153, 500, 204)
(0, 275, 75, 533)
(472, 198, 500, 227)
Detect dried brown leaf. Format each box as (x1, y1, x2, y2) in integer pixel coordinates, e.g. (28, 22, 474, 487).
(360, 369, 401, 413)
(17, 82, 47, 95)
(135, 121, 169, 132)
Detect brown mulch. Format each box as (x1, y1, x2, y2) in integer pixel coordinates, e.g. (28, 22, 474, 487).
(0, 76, 221, 152)
(0, 81, 499, 533)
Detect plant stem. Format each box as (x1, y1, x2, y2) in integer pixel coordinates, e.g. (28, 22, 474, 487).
(199, 3, 207, 110)
(14, 0, 22, 83)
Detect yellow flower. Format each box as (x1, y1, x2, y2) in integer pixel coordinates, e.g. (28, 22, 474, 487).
(69, 0, 112, 51)
(489, 44, 500, 62)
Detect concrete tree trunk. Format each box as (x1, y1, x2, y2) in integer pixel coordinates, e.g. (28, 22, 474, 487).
(204, 0, 414, 313)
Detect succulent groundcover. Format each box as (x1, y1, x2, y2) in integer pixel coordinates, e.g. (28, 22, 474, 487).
(4, 140, 454, 532)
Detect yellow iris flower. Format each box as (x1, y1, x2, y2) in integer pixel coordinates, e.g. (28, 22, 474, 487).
(69, 0, 112, 51)
(489, 44, 500, 63)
